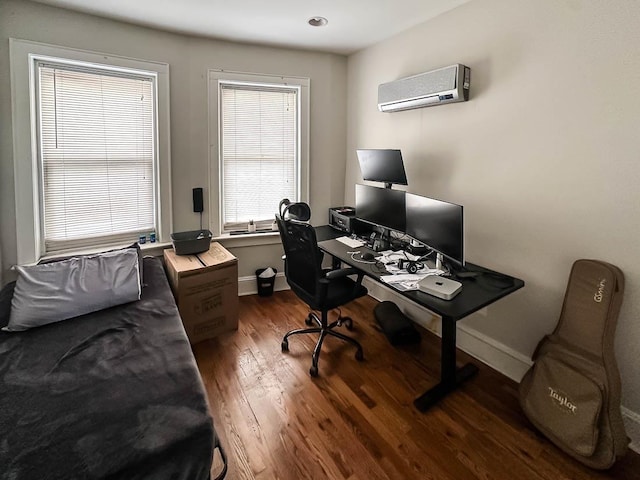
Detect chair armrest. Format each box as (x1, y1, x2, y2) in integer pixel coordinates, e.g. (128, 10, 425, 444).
(322, 267, 365, 301)
(325, 267, 359, 280)
(325, 267, 365, 289)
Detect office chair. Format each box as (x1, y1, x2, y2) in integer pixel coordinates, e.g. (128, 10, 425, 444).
(276, 200, 368, 377)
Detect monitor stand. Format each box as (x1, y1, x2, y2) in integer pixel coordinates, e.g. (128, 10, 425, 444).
(371, 234, 390, 251)
(370, 228, 391, 252)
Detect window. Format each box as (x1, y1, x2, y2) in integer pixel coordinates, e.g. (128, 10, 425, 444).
(37, 62, 156, 253)
(209, 71, 309, 235)
(10, 39, 171, 264)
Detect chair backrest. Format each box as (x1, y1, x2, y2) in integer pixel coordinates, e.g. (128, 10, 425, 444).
(275, 207, 324, 304)
(279, 199, 311, 222)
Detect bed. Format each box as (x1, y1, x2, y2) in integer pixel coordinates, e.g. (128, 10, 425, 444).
(0, 256, 222, 480)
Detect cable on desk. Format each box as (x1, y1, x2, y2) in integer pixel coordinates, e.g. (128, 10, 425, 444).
(346, 251, 389, 274)
(347, 251, 376, 264)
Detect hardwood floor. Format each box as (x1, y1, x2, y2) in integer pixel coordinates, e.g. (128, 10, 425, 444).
(193, 291, 640, 480)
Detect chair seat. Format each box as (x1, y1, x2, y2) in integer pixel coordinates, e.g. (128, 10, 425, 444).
(310, 276, 368, 312)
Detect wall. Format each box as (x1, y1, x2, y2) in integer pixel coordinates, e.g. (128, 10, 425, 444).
(0, 0, 348, 281)
(346, 0, 640, 446)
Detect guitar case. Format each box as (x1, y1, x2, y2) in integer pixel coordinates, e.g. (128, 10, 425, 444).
(519, 259, 628, 469)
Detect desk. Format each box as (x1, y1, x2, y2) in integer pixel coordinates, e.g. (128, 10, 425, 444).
(315, 225, 524, 412)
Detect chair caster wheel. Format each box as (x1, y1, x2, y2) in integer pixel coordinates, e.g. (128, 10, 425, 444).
(281, 340, 289, 352)
(309, 365, 319, 377)
(355, 349, 364, 361)
(305, 314, 314, 326)
(342, 317, 353, 330)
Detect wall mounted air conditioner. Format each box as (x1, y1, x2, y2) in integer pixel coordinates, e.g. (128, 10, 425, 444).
(378, 64, 470, 112)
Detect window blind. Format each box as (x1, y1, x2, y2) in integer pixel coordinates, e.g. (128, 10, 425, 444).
(220, 83, 298, 231)
(37, 63, 156, 253)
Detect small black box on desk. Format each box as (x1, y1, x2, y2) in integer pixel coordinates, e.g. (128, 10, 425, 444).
(329, 206, 356, 233)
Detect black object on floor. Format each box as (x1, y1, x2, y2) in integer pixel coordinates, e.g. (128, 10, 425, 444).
(256, 268, 277, 297)
(374, 301, 420, 345)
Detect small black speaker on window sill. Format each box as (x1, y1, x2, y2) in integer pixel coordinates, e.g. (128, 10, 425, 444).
(192, 188, 204, 213)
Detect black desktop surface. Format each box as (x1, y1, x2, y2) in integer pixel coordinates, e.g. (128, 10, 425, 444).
(315, 225, 524, 321)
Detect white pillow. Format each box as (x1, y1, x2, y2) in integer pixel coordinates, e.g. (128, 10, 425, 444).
(3, 248, 141, 332)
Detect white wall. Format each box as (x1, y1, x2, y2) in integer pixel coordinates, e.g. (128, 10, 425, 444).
(0, 0, 348, 279)
(346, 0, 640, 446)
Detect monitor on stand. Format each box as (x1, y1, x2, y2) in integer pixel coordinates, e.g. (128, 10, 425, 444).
(356, 149, 408, 189)
(355, 184, 406, 251)
(405, 193, 464, 268)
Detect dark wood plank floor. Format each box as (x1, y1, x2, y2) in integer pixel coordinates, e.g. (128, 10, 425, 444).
(193, 291, 640, 480)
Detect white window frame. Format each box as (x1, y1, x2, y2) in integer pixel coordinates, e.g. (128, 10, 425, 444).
(10, 39, 172, 264)
(208, 70, 309, 237)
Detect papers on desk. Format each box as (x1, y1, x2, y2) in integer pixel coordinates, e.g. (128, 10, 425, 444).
(375, 250, 444, 291)
(380, 270, 444, 291)
(330, 245, 444, 291)
(381, 273, 426, 291)
(336, 236, 364, 248)
(376, 250, 421, 268)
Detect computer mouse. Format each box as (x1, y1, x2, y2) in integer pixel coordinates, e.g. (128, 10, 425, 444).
(362, 252, 375, 261)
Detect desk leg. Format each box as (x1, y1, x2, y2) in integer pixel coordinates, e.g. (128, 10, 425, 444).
(413, 316, 479, 412)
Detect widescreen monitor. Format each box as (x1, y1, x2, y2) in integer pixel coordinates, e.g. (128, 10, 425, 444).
(356, 149, 408, 188)
(355, 184, 406, 233)
(405, 193, 464, 266)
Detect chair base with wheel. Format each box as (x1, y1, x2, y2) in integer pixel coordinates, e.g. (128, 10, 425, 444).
(281, 309, 364, 377)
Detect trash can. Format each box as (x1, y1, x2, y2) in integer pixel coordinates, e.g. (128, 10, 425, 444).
(256, 267, 277, 297)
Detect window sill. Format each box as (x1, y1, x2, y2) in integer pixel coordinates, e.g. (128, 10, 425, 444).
(36, 241, 171, 264)
(31, 233, 280, 267)
(140, 241, 173, 257)
(213, 231, 281, 248)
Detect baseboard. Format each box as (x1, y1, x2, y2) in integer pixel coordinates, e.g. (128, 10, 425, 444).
(235, 276, 640, 453)
(362, 278, 640, 453)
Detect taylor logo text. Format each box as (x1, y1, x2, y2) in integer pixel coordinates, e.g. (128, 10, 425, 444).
(594, 278, 606, 303)
(549, 387, 577, 413)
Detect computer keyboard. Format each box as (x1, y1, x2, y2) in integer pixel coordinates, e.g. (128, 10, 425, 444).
(336, 236, 364, 248)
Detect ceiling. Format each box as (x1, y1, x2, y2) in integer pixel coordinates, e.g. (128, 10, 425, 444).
(32, 0, 472, 55)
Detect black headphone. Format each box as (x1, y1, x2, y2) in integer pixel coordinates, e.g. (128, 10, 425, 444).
(398, 258, 424, 274)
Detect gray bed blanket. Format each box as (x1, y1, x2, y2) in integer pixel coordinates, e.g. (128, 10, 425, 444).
(0, 257, 214, 480)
